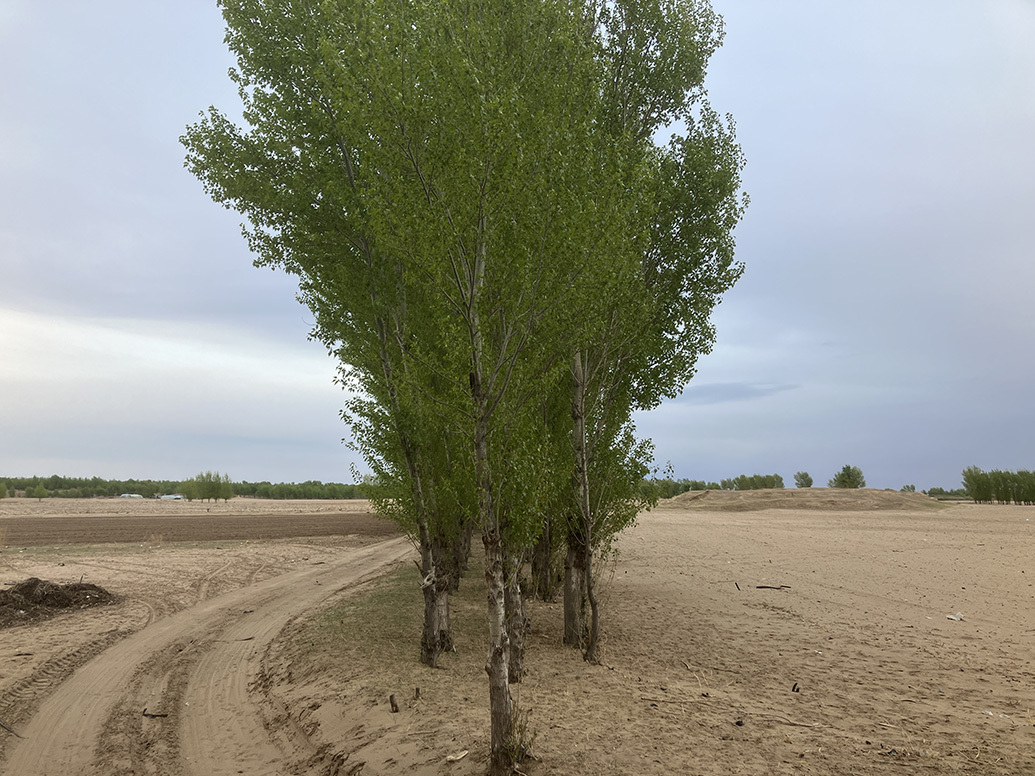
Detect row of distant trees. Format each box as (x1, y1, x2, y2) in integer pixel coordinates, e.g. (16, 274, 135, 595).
(0, 475, 367, 500)
(650, 465, 871, 498)
(233, 480, 367, 500)
(961, 466, 1035, 505)
(649, 474, 779, 499)
(0, 481, 48, 500)
(650, 464, 1035, 504)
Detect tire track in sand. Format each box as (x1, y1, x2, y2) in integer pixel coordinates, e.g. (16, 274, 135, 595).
(2, 537, 412, 776)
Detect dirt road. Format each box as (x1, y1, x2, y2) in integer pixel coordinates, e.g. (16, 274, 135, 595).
(2, 536, 412, 776)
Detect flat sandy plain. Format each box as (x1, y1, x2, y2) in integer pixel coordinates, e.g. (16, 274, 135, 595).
(1, 492, 1033, 775)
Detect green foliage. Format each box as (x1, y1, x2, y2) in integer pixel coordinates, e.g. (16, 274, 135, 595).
(179, 478, 199, 502)
(961, 465, 991, 503)
(645, 478, 695, 499)
(30, 483, 48, 501)
(237, 480, 365, 499)
(926, 486, 967, 498)
(794, 471, 813, 489)
(961, 466, 1035, 505)
(719, 473, 784, 490)
(692, 480, 723, 491)
(0, 481, 7, 499)
(180, 471, 233, 502)
(900, 484, 916, 493)
(828, 465, 866, 489)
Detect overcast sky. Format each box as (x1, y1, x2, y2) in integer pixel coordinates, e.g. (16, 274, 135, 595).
(2, 1, 1032, 489)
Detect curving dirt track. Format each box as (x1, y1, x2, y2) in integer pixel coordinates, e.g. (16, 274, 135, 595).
(0, 500, 410, 775)
(3, 537, 411, 776)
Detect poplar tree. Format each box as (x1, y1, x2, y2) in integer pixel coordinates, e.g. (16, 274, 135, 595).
(559, 0, 746, 660)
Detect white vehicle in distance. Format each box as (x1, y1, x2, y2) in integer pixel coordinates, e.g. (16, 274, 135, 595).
(119, 493, 144, 499)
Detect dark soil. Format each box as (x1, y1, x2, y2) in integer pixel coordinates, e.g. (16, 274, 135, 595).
(0, 511, 399, 547)
(0, 578, 119, 629)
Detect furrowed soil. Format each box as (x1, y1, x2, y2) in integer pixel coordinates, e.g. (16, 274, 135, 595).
(2, 491, 1033, 775)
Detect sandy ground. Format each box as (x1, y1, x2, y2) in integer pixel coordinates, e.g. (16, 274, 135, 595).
(1, 493, 1033, 774)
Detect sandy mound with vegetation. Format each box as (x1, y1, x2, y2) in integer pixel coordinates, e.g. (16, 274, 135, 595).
(660, 487, 947, 512)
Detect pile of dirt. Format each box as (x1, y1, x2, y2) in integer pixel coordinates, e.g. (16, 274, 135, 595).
(0, 578, 118, 629)
(658, 487, 948, 512)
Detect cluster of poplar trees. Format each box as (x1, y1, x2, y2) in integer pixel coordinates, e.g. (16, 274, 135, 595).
(182, 0, 745, 771)
(962, 466, 1035, 505)
(179, 471, 235, 502)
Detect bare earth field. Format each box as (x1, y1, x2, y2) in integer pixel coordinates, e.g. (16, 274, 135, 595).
(1, 492, 1033, 775)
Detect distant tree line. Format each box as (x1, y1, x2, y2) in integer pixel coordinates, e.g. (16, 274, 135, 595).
(961, 466, 1035, 505)
(650, 465, 878, 497)
(234, 480, 367, 500)
(647, 473, 785, 498)
(0, 474, 367, 500)
(925, 486, 967, 498)
(721, 473, 785, 490)
(646, 479, 717, 499)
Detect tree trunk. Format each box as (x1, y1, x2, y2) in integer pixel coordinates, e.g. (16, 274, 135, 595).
(432, 528, 464, 653)
(563, 534, 586, 647)
(471, 328, 514, 774)
(434, 583, 452, 653)
(482, 501, 513, 775)
(531, 517, 559, 601)
(583, 530, 601, 663)
(571, 351, 601, 662)
(416, 519, 440, 666)
(505, 552, 526, 683)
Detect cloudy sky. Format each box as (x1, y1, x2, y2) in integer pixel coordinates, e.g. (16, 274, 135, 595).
(1, 1, 1032, 489)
